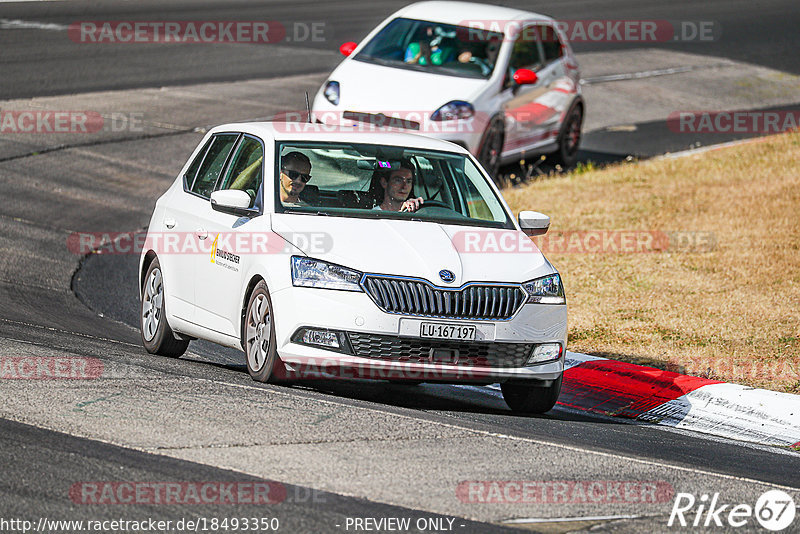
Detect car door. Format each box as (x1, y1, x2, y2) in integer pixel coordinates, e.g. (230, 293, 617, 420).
(535, 23, 573, 138)
(161, 132, 239, 322)
(500, 23, 563, 156)
(193, 134, 266, 339)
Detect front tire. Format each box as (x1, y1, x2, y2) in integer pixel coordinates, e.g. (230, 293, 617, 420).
(501, 375, 563, 414)
(243, 281, 280, 383)
(477, 115, 505, 185)
(140, 258, 189, 357)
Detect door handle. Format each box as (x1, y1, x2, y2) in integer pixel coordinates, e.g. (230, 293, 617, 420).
(164, 217, 176, 229)
(196, 228, 208, 240)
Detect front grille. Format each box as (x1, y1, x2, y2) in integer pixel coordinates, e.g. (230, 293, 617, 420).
(349, 332, 533, 368)
(362, 276, 526, 320)
(343, 111, 421, 131)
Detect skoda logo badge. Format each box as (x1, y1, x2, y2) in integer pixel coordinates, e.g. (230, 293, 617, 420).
(439, 269, 455, 283)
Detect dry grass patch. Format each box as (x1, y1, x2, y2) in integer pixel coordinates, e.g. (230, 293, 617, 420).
(504, 133, 800, 392)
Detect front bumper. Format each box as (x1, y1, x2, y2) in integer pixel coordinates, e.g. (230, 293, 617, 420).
(270, 285, 567, 383)
(311, 106, 484, 155)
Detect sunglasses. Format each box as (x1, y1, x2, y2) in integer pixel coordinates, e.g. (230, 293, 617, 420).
(282, 168, 311, 183)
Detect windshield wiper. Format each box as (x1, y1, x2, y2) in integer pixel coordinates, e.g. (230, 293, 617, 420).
(356, 55, 395, 67)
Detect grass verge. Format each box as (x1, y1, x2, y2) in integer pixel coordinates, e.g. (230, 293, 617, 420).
(503, 133, 800, 392)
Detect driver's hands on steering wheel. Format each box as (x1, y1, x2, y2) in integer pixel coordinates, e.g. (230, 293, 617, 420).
(400, 197, 425, 212)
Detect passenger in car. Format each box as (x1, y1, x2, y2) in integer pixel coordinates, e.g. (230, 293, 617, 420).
(280, 151, 312, 206)
(370, 160, 424, 212)
(404, 25, 456, 66)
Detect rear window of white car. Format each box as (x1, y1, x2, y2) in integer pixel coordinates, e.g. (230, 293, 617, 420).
(274, 142, 513, 229)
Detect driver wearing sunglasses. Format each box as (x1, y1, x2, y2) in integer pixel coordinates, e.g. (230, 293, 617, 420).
(279, 151, 312, 206)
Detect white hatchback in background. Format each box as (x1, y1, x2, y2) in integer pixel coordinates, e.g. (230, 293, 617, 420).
(139, 122, 567, 413)
(311, 1, 584, 180)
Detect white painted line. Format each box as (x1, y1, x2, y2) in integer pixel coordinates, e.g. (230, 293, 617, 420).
(581, 64, 731, 85)
(564, 350, 606, 370)
(182, 376, 800, 491)
(503, 514, 641, 524)
(0, 18, 68, 31)
(657, 136, 771, 159)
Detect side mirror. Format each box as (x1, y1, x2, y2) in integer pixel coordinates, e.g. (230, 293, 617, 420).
(210, 189, 254, 217)
(518, 210, 550, 236)
(339, 41, 357, 57)
(513, 68, 538, 85)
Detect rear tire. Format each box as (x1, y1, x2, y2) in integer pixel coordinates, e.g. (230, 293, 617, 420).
(243, 281, 280, 383)
(140, 258, 189, 357)
(501, 375, 563, 414)
(551, 104, 583, 169)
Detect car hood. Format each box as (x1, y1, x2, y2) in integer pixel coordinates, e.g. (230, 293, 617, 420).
(272, 214, 551, 286)
(327, 58, 488, 119)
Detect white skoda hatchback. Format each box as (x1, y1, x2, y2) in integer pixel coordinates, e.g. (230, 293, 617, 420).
(312, 1, 584, 179)
(139, 122, 567, 413)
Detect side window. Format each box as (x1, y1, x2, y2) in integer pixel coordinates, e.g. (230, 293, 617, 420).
(183, 138, 213, 190)
(539, 24, 563, 63)
(509, 25, 544, 72)
(190, 134, 238, 198)
(218, 136, 264, 207)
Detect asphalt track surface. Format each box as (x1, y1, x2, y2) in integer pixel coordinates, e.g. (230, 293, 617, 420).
(2, 0, 800, 98)
(2, 1, 800, 532)
(0, 418, 515, 533)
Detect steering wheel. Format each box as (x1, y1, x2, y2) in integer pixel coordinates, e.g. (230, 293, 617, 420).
(469, 57, 493, 76)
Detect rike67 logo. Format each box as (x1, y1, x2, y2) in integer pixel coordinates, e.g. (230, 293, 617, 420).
(668, 490, 796, 531)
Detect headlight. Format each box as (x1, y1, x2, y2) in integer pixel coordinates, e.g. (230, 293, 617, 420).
(523, 274, 565, 304)
(323, 81, 340, 105)
(431, 100, 474, 121)
(291, 256, 362, 291)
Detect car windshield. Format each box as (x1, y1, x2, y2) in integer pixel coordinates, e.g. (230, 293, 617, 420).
(355, 18, 504, 79)
(275, 142, 513, 229)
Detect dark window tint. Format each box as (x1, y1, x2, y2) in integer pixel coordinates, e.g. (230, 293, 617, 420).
(509, 25, 543, 72)
(191, 134, 238, 198)
(540, 25, 563, 62)
(183, 138, 213, 190)
(219, 136, 264, 207)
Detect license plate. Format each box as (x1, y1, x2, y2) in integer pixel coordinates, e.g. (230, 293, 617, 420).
(420, 322, 476, 341)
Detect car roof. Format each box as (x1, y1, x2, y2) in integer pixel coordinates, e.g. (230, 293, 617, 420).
(208, 122, 473, 154)
(394, 1, 552, 26)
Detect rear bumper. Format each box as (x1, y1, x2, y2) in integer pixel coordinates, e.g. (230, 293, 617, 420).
(311, 107, 484, 155)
